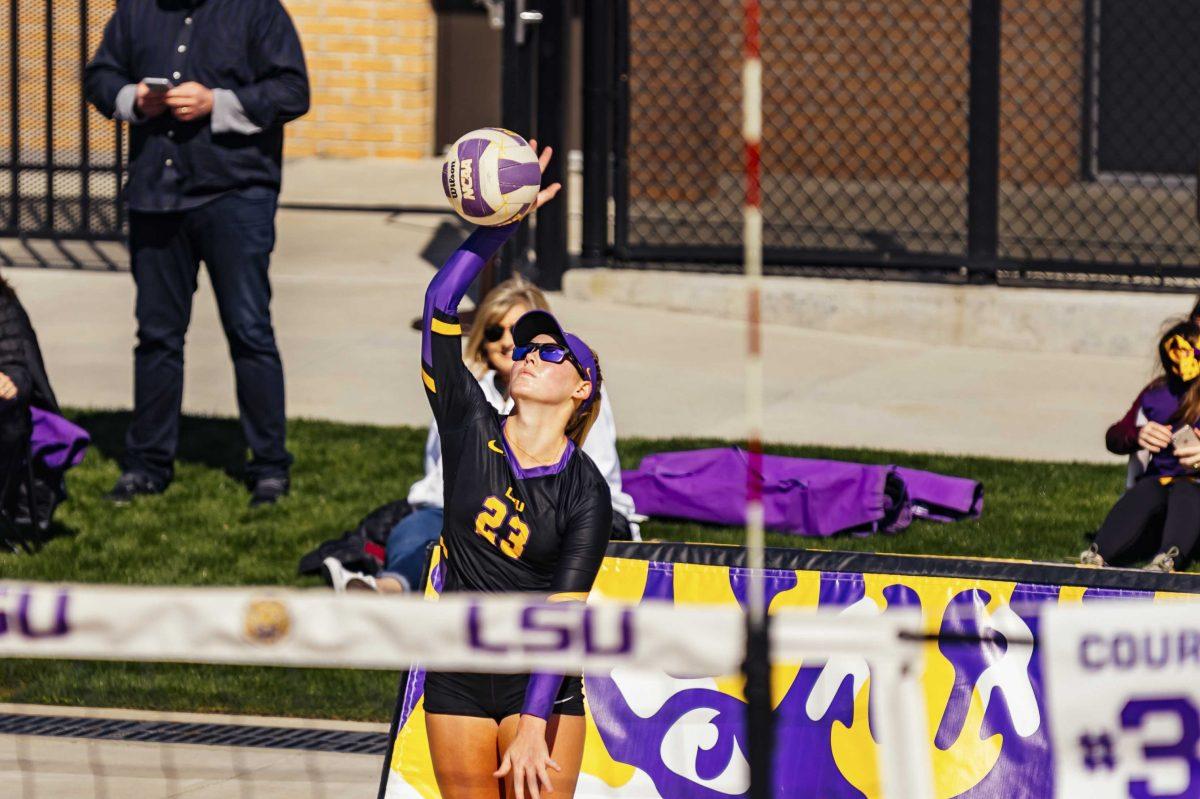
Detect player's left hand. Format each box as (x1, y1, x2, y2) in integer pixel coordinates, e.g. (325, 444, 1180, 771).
(495, 715, 561, 799)
(528, 138, 562, 212)
(166, 82, 214, 122)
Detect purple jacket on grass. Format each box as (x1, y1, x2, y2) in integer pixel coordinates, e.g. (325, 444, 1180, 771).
(30, 408, 89, 472)
(621, 447, 982, 537)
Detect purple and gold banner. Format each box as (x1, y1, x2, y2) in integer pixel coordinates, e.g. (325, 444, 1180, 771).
(383, 543, 1200, 799)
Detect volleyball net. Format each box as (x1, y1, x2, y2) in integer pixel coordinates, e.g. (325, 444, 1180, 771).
(5, 572, 1200, 799)
(0, 578, 935, 799)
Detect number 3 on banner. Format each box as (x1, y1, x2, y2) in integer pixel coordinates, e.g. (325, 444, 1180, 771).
(1121, 697, 1200, 799)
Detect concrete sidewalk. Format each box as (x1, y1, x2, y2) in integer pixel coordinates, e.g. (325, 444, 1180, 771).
(7, 199, 1164, 465)
(0, 704, 385, 798)
(9, 156, 1190, 465)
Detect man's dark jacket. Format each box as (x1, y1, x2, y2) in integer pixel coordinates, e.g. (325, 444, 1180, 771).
(83, 0, 309, 211)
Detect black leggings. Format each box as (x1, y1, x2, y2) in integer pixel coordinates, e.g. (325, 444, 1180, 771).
(1094, 477, 1200, 563)
(0, 401, 30, 466)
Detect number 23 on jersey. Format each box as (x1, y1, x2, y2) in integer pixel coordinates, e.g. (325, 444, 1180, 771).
(474, 488, 531, 559)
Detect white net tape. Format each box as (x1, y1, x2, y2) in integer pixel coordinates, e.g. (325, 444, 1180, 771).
(0, 581, 922, 675)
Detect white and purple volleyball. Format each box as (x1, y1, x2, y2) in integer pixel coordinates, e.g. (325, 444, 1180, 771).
(442, 128, 541, 226)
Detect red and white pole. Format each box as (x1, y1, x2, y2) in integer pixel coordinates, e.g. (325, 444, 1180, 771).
(743, 0, 765, 620)
(741, 10, 774, 798)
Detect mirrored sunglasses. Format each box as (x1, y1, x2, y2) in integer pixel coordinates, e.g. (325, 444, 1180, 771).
(511, 342, 586, 379)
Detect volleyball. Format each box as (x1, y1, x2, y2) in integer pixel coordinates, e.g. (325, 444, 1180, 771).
(441, 128, 542, 227)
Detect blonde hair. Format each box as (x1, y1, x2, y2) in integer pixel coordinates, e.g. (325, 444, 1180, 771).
(464, 274, 549, 378)
(565, 348, 603, 448)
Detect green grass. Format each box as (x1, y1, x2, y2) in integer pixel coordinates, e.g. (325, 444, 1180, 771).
(0, 409, 1131, 721)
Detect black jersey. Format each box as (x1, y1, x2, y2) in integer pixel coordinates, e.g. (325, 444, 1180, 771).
(419, 226, 612, 599)
(424, 313, 612, 597)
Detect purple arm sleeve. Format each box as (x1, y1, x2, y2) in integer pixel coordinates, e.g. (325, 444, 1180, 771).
(421, 223, 517, 366)
(521, 672, 565, 720)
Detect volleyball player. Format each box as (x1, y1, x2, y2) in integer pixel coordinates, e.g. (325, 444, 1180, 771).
(420, 144, 611, 799)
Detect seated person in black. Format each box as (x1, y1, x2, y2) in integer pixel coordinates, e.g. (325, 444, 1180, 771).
(0, 274, 59, 465)
(0, 272, 89, 538)
(420, 146, 610, 799)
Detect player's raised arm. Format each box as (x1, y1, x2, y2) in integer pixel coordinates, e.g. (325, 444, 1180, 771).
(419, 223, 517, 426)
(421, 140, 561, 427)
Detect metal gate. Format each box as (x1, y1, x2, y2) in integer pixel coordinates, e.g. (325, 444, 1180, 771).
(584, 0, 1200, 288)
(2, 0, 124, 248)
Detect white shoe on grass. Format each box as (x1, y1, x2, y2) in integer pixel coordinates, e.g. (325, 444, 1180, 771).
(1145, 547, 1180, 574)
(1079, 544, 1105, 567)
(323, 557, 379, 593)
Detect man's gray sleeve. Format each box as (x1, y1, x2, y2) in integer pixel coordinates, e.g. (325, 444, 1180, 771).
(211, 88, 264, 135)
(113, 84, 144, 124)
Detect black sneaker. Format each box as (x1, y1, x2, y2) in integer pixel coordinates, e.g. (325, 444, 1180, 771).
(249, 477, 290, 508)
(105, 472, 165, 505)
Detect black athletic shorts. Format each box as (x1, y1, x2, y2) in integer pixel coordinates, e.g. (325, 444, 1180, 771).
(423, 671, 585, 722)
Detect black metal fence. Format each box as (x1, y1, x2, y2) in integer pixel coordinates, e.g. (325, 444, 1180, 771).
(582, 0, 1200, 287)
(2, 0, 124, 246)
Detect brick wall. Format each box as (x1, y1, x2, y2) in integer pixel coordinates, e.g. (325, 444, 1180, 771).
(0, 0, 437, 164)
(282, 0, 436, 159)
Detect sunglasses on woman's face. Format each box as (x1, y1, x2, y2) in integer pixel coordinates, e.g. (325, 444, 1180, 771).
(512, 342, 586, 378)
(484, 324, 511, 343)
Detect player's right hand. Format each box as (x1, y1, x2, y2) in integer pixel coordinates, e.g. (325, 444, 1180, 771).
(135, 82, 168, 119)
(1138, 421, 1173, 453)
(528, 139, 562, 213)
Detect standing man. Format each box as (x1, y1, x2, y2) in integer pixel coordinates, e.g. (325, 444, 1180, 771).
(85, 0, 309, 506)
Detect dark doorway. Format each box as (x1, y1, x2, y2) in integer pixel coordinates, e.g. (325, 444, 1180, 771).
(1094, 0, 1200, 175)
(435, 13, 503, 153)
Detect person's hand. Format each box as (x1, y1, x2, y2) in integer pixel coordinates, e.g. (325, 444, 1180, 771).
(0, 371, 17, 401)
(135, 82, 168, 119)
(1138, 421, 1174, 453)
(1177, 442, 1200, 471)
(494, 715, 561, 799)
(528, 139, 562, 212)
(165, 82, 214, 123)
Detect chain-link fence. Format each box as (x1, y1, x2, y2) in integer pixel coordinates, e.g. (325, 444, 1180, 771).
(598, 0, 1200, 287)
(2, 0, 124, 246)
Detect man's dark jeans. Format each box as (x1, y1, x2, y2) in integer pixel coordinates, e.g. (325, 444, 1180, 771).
(125, 187, 292, 485)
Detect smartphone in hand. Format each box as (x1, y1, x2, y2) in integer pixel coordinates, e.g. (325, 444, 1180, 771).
(142, 77, 173, 94)
(1172, 425, 1200, 451)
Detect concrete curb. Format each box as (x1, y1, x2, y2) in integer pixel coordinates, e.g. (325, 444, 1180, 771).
(564, 267, 1198, 358)
(0, 703, 389, 733)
